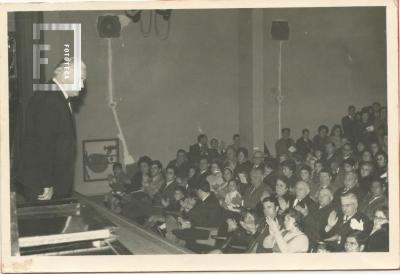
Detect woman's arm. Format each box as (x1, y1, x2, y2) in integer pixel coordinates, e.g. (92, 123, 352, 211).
(273, 232, 309, 253)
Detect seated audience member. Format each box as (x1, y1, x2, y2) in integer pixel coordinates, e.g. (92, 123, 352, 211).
(358, 110, 377, 144)
(186, 165, 198, 190)
(291, 181, 317, 213)
(361, 150, 374, 164)
(274, 176, 294, 214)
(224, 146, 238, 171)
(275, 128, 296, 157)
(164, 193, 198, 243)
(264, 209, 309, 253)
(235, 147, 252, 176)
(329, 161, 344, 190)
(206, 161, 227, 200)
(242, 167, 272, 210)
(313, 125, 329, 152)
(339, 142, 354, 163)
(130, 155, 152, 192)
(365, 206, 389, 252)
(370, 141, 380, 158)
(344, 231, 368, 252)
(310, 168, 335, 202)
(358, 162, 375, 193)
(222, 180, 243, 213)
(104, 162, 131, 213)
(355, 141, 366, 160)
(231, 134, 241, 151)
(322, 192, 372, 251)
(251, 150, 265, 171)
(298, 165, 312, 186)
(281, 159, 297, 191)
(311, 160, 324, 185)
(342, 158, 357, 174)
(188, 134, 210, 164)
(371, 102, 381, 122)
(146, 186, 186, 230)
(209, 138, 222, 162)
(323, 142, 338, 169)
(329, 124, 344, 149)
(143, 160, 165, 199)
(188, 157, 210, 190)
(250, 197, 280, 253)
(359, 178, 387, 220)
(172, 180, 223, 251)
(167, 149, 190, 180)
(342, 105, 357, 144)
(263, 159, 278, 191)
(295, 128, 314, 160)
(301, 188, 336, 250)
(334, 171, 364, 206)
(211, 209, 262, 254)
(375, 152, 388, 179)
(153, 166, 179, 207)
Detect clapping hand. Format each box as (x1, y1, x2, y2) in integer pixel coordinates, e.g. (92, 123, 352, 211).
(327, 210, 339, 228)
(278, 197, 289, 211)
(294, 203, 308, 217)
(265, 217, 280, 236)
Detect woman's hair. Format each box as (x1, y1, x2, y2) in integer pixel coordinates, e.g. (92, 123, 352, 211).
(374, 206, 389, 220)
(276, 176, 290, 188)
(346, 231, 368, 246)
(237, 147, 249, 158)
(138, 155, 152, 166)
(210, 160, 223, 171)
(284, 208, 304, 231)
(330, 124, 343, 137)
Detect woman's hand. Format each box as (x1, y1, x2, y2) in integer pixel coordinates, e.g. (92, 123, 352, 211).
(278, 197, 289, 211)
(294, 204, 308, 217)
(266, 217, 280, 236)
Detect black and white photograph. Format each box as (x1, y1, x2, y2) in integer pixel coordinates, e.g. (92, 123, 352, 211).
(1, 0, 399, 272)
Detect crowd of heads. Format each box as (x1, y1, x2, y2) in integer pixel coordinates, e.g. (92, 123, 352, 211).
(113, 102, 389, 253)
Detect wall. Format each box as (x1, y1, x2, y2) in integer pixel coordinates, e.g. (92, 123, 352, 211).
(42, 10, 240, 195)
(262, 7, 387, 153)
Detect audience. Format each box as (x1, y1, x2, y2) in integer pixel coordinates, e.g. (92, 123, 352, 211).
(108, 102, 388, 253)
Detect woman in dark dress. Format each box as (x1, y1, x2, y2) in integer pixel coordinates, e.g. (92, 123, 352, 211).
(365, 206, 389, 252)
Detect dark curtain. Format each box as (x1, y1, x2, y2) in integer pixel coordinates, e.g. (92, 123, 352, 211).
(10, 12, 43, 190)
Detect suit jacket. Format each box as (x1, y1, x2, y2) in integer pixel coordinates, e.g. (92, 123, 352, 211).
(342, 115, 357, 142)
(242, 183, 271, 210)
(295, 137, 313, 159)
(187, 192, 223, 228)
(153, 180, 179, 207)
(321, 211, 372, 250)
(188, 143, 210, 164)
(18, 89, 76, 198)
(365, 224, 389, 252)
(359, 194, 388, 220)
(275, 138, 295, 156)
(303, 202, 335, 248)
(290, 195, 317, 214)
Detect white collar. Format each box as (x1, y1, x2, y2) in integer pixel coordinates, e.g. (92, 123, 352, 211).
(53, 77, 69, 100)
(201, 193, 210, 202)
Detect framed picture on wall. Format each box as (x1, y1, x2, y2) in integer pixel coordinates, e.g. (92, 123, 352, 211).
(82, 138, 119, 182)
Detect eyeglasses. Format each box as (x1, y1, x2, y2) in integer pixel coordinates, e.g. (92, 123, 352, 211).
(373, 216, 388, 221)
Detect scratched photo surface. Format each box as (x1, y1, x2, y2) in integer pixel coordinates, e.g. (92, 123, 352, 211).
(2, 1, 399, 272)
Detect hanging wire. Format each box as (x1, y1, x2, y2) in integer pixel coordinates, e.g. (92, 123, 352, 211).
(155, 12, 171, 40)
(140, 10, 152, 38)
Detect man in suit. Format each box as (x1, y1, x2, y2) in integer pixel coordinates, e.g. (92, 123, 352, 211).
(254, 197, 280, 253)
(275, 128, 296, 157)
(333, 171, 365, 207)
(341, 105, 357, 144)
(310, 168, 336, 202)
(359, 178, 388, 220)
(321, 192, 372, 251)
(242, 167, 272, 210)
(173, 180, 223, 250)
(188, 134, 210, 164)
(187, 157, 210, 190)
(18, 59, 87, 202)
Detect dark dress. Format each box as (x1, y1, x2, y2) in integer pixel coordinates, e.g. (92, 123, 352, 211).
(365, 224, 389, 252)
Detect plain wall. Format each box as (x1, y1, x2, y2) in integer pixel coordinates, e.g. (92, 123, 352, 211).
(42, 10, 240, 195)
(38, 7, 387, 195)
(262, 8, 387, 153)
